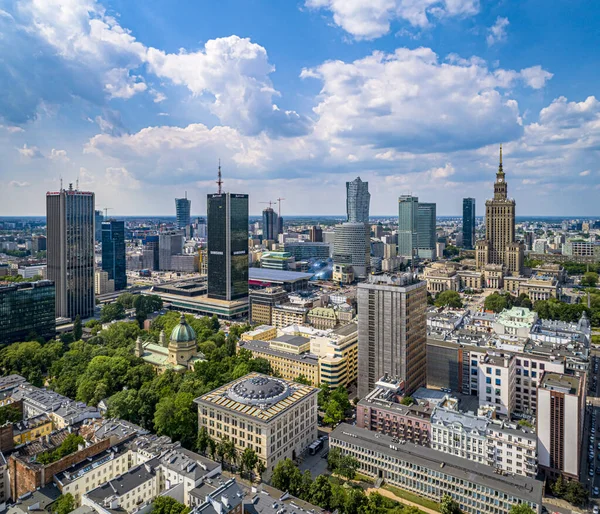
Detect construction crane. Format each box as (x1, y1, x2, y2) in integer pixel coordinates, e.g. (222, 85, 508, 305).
(276, 198, 285, 218)
(102, 207, 113, 220)
(260, 201, 276, 209)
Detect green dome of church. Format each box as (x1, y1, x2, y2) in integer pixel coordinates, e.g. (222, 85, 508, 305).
(170, 313, 196, 343)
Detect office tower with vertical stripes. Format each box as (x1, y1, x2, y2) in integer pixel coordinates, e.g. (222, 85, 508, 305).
(46, 184, 95, 319)
(462, 198, 476, 250)
(101, 220, 126, 291)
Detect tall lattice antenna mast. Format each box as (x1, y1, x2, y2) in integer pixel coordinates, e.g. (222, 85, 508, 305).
(216, 159, 223, 194)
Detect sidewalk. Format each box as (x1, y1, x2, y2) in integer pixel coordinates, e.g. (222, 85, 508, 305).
(366, 487, 438, 514)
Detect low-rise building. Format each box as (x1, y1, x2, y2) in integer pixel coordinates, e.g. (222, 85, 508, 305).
(307, 307, 338, 330)
(271, 304, 308, 328)
(248, 288, 289, 326)
(331, 423, 543, 514)
(240, 325, 277, 342)
(357, 376, 432, 446)
(12, 414, 53, 445)
(194, 373, 318, 478)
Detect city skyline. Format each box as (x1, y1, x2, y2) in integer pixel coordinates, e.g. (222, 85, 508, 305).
(1, 1, 599, 217)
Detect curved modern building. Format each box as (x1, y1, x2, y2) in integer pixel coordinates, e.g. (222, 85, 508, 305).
(333, 222, 370, 278)
(346, 177, 370, 223)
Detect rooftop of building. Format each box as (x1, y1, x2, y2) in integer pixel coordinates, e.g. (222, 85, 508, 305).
(55, 443, 130, 486)
(85, 458, 159, 505)
(360, 273, 422, 289)
(0, 374, 27, 391)
(539, 373, 581, 394)
(331, 322, 358, 337)
(273, 303, 309, 313)
(7, 485, 61, 514)
(194, 373, 317, 423)
(190, 477, 244, 514)
(249, 268, 314, 283)
(331, 423, 543, 505)
(239, 341, 319, 366)
(496, 307, 537, 328)
(271, 334, 310, 347)
(159, 447, 220, 480)
(86, 418, 149, 444)
(308, 307, 336, 318)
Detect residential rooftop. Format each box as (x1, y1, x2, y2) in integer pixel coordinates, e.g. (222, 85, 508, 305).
(539, 373, 581, 394)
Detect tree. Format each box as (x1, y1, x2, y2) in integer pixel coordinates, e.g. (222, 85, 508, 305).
(73, 315, 83, 341)
(256, 459, 266, 481)
(336, 454, 359, 480)
(240, 447, 258, 478)
(317, 382, 330, 408)
(440, 495, 463, 514)
(323, 399, 344, 425)
(116, 292, 136, 309)
(151, 496, 190, 514)
(295, 375, 312, 386)
(343, 488, 368, 514)
(153, 392, 198, 448)
(550, 475, 567, 498)
(271, 459, 303, 495)
(100, 302, 126, 323)
(435, 291, 463, 309)
(309, 475, 332, 510)
(327, 447, 342, 472)
(53, 494, 75, 514)
(0, 403, 22, 424)
(510, 505, 535, 514)
(400, 396, 414, 406)
(196, 427, 210, 455)
(38, 434, 85, 465)
(582, 272, 599, 288)
(443, 245, 460, 258)
(564, 481, 587, 507)
(484, 293, 509, 313)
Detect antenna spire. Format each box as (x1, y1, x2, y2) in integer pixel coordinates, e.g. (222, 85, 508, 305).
(216, 159, 223, 194)
(498, 144, 503, 173)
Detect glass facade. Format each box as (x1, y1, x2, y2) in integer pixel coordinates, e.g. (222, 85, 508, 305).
(398, 195, 419, 259)
(262, 208, 278, 240)
(175, 197, 191, 229)
(417, 203, 436, 260)
(346, 177, 370, 223)
(102, 220, 126, 291)
(207, 193, 249, 301)
(0, 281, 56, 345)
(463, 198, 476, 249)
(47, 187, 95, 319)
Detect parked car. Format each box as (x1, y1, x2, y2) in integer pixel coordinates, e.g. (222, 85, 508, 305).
(594, 487, 599, 497)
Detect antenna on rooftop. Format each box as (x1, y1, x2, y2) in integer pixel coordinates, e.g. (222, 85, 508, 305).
(217, 160, 223, 194)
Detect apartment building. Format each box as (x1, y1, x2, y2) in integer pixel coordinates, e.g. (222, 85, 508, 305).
(331, 424, 543, 514)
(271, 304, 309, 328)
(430, 407, 537, 477)
(477, 353, 516, 417)
(537, 373, 585, 479)
(195, 373, 318, 477)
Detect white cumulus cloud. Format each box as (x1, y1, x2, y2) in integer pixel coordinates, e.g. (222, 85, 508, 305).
(486, 16, 509, 46)
(305, 0, 479, 39)
(17, 144, 43, 158)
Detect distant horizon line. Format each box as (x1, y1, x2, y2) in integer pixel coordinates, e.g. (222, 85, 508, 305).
(2, 214, 599, 219)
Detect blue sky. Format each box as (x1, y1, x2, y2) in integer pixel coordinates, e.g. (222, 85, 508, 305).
(1, 0, 599, 217)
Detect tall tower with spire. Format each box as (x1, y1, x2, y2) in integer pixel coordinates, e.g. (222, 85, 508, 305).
(476, 145, 523, 275)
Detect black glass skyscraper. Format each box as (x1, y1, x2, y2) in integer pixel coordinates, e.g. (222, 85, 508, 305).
(102, 220, 126, 291)
(0, 280, 56, 344)
(262, 207, 278, 241)
(207, 193, 249, 301)
(47, 184, 95, 319)
(175, 195, 191, 229)
(462, 198, 476, 250)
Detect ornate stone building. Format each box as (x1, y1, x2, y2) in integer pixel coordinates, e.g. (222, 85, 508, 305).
(135, 313, 204, 372)
(476, 146, 524, 274)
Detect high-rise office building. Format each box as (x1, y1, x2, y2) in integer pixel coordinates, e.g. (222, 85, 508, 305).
(47, 184, 95, 319)
(476, 146, 524, 273)
(346, 177, 370, 223)
(207, 193, 249, 301)
(398, 195, 419, 260)
(262, 207, 279, 241)
(357, 273, 427, 398)
(0, 280, 56, 344)
(32, 235, 47, 253)
(309, 226, 323, 242)
(462, 198, 476, 250)
(94, 210, 103, 242)
(158, 232, 184, 271)
(417, 203, 436, 260)
(537, 373, 584, 479)
(101, 220, 126, 291)
(333, 223, 370, 279)
(175, 195, 191, 229)
(142, 235, 160, 271)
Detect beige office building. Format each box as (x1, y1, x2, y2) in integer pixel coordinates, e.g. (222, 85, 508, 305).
(194, 373, 318, 477)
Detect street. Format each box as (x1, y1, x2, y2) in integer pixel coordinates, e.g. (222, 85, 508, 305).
(580, 353, 600, 502)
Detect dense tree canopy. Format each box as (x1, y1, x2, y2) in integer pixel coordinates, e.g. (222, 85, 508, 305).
(435, 291, 463, 309)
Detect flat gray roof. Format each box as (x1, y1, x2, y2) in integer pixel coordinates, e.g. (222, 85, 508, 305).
(249, 269, 314, 283)
(331, 423, 543, 505)
(239, 340, 319, 364)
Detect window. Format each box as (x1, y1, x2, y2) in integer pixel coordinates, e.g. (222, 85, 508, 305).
(486, 377, 491, 384)
(495, 379, 501, 386)
(496, 369, 501, 376)
(486, 367, 492, 374)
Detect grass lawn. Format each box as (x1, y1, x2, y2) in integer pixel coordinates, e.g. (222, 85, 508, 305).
(383, 485, 441, 512)
(355, 473, 374, 484)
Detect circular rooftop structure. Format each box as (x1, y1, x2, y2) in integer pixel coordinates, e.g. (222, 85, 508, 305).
(228, 376, 291, 407)
(170, 313, 196, 343)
